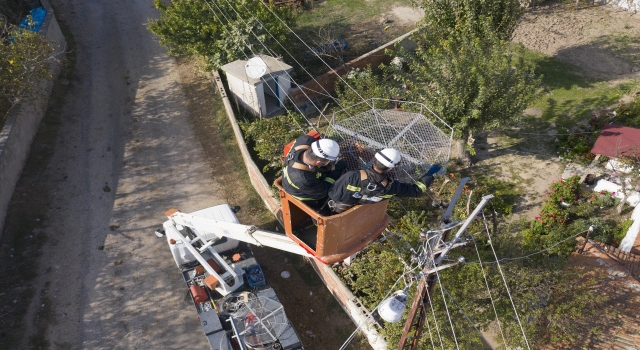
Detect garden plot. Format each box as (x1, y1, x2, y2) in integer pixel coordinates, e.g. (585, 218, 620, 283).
(472, 133, 564, 220)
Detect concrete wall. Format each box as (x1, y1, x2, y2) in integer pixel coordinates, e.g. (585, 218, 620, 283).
(288, 30, 417, 113)
(0, 0, 66, 234)
(212, 72, 283, 216)
(226, 74, 261, 116)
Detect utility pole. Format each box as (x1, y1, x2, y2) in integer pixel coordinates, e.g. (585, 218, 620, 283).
(397, 178, 493, 350)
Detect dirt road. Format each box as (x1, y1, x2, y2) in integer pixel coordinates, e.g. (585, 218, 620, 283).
(13, 0, 223, 348)
(0, 0, 363, 349)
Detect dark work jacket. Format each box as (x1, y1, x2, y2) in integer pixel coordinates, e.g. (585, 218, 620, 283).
(282, 136, 342, 201)
(328, 168, 427, 207)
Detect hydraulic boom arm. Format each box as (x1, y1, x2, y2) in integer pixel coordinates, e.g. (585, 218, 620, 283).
(164, 208, 312, 258)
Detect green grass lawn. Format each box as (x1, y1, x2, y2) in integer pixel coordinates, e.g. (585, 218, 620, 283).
(298, 0, 413, 26)
(522, 49, 639, 131)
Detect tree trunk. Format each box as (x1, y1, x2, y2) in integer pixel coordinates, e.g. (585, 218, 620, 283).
(617, 193, 628, 214)
(455, 139, 472, 168)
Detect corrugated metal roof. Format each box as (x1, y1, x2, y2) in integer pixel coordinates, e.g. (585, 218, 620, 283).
(591, 124, 640, 159)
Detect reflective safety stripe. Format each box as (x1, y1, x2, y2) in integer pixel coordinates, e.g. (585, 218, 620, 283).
(324, 177, 335, 184)
(379, 194, 394, 199)
(416, 181, 427, 192)
(283, 167, 300, 190)
(290, 194, 315, 201)
(346, 184, 361, 192)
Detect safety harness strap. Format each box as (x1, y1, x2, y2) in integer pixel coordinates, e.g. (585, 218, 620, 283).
(290, 162, 316, 172)
(294, 144, 310, 151)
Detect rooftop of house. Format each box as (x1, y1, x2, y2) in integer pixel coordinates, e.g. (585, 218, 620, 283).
(562, 239, 640, 349)
(220, 54, 294, 85)
(591, 124, 640, 159)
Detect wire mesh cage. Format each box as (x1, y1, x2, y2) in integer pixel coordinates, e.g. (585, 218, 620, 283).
(326, 99, 453, 182)
(230, 296, 291, 349)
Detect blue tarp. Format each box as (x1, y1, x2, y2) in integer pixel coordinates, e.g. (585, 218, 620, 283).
(18, 7, 47, 33)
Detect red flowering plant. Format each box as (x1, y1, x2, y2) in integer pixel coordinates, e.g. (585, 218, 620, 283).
(534, 176, 582, 227)
(589, 190, 617, 207)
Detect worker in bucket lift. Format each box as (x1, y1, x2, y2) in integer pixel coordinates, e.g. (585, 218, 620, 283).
(327, 148, 441, 214)
(282, 135, 347, 211)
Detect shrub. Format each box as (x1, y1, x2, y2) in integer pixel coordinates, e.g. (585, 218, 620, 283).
(615, 96, 640, 128)
(0, 0, 32, 24)
(570, 202, 595, 218)
(535, 176, 581, 226)
(588, 217, 617, 245)
(589, 190, 618, 207)
(555, 111, 613, 162)
(613, 219, 634, 246)
(1, 20, 54, 121)
(239, 111, 306, 173)
(556, 131, 597, 162)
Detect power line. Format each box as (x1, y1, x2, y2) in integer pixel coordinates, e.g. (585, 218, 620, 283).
(502, 130, 600, 136)
(338, 265, 420, 350)
(465, 229, 588, 265)
(257, 1, 376, 113)
(201, 0, 298, 121)
(470, 235, 507, 346)
(424, 275, 445, 349)
(231, 0, 360, 119)
(203, 0, 320, 126)
(480, 211, 531, 350)
(441, 286, 486, 345)
(433, 264, 460, 349)
(199, 3, 469, 348)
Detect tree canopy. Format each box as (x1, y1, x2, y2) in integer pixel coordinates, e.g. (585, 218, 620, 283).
(391, 33, 540, 144)
(148, 0, 295, 70)
(386, 0, 539, 152)
(412, 0, 523, 42)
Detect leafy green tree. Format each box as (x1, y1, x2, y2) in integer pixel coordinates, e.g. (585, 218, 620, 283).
(1, 19, 54, 121)
(148, 0, 295, 70)
(384, 0, 539, 157)
(239, 111, 306, 172)
(412, 0, 524, 43)
(390, 33, 540, 155)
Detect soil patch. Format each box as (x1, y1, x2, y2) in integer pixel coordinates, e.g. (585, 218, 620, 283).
(389, 5, 424, 25)
(513, 5, 640, 80)
(473, 132, 564, 220)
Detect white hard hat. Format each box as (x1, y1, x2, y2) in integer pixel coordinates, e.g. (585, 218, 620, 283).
(311, 139, 339, 161)
(375, 148, 401, 168)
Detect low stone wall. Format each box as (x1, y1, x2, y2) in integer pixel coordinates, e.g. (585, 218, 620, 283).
(0, 0, 66, 234)
(288, 29, 417, 113)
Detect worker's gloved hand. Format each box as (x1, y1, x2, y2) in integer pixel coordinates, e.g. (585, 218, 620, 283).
(333, 159, 347, 172)
(419, 174, 435, 188)
(426, 163, 442, 175)
(326, 159, 347, 180)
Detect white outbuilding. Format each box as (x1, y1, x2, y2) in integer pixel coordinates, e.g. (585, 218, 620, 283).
(221, 55, 293, 118)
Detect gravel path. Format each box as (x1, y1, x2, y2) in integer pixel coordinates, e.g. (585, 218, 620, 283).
(22, 1, 223, 348)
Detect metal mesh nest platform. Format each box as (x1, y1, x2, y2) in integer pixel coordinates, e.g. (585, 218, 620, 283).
(326, 100, 453, 182)
(230, 296, 290, 348)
